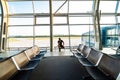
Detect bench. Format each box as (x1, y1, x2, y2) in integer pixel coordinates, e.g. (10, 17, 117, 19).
(74, 44, 120, 80)
(85, 53, 120, 80)
(78, 48, 103, 66)
(31, 45, 46, 58)
(24, 48, 41, 61)
(11, 50, 40, 70)
(80, 45, 91, 58)
(0, 45, 46, 80)
(0, 58, 17, 80)
(72, 44, 85, 58)
(98, 53, 120, 80)
(10, 45, 45, 80)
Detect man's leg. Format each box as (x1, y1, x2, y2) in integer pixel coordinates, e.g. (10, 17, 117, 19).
(59, 48, 61, 52)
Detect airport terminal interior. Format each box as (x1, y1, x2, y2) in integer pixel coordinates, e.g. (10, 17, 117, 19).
(0, 0, 120, 80)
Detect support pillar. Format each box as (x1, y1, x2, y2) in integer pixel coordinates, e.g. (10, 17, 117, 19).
(0, 0, 8, 52)
(49, 0, 53, 52)
(93, 0, 102, 50)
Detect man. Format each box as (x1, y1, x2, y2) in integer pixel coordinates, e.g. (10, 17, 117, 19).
(58, 38, 64, 52)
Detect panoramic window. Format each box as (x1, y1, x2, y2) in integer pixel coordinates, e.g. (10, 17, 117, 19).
(6, 0, 119, 53)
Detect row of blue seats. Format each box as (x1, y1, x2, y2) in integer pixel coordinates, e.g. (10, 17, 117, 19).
(0, 45, 47, 80)
(72, 44, 120, 80)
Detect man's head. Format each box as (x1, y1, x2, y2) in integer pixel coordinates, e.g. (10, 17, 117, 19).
(59, 38, 61, 40)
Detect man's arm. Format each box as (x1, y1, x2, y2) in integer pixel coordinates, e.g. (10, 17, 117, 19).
(62, 40, 64, 45)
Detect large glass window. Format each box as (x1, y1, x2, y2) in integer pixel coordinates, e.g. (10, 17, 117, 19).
(99, 1, 116, 13)
(35, 26, 50, 47)
(52, 1, 67, 13)
(8, 2, 33, 14)
(34, 1, 49, 13)
(9, 18, 34, 25)
(53, 26, 68, 35)
(69, 1, 93, 13)
(53, 26, 69, 47)
(8, 27, 33, 36)
(54, 17, 67, 24)
(8, 26, 34, 47)
(69, 16, 93, 24)
(100, 16, 116, 24)
(75, 25, 94, 47)
(35, 26, 50, 36)
(6, 1, 96, 49)
(117, 16, 120, 23)
(6, 0, 120, 55)
(36, 17, 49, 24)
(8, 38, 33, 47)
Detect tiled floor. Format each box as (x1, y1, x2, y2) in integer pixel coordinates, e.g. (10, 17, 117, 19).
(45, 47, 118, 57)
(44, 49, 73, 56)
(45, 48, 116, 56)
